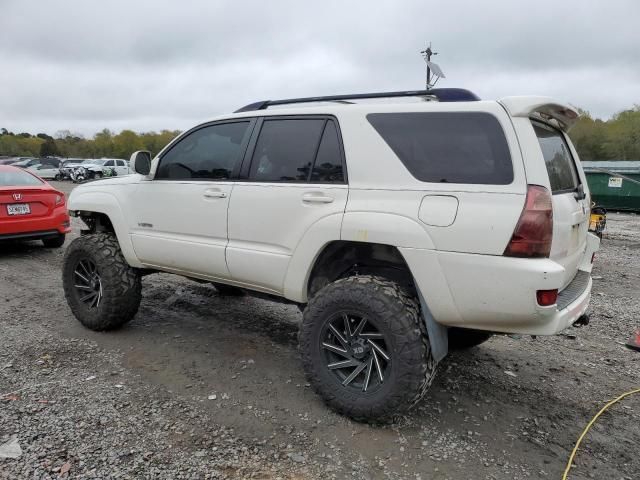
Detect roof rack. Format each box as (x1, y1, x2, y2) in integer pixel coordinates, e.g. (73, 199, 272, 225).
(234, 88, 480, 113)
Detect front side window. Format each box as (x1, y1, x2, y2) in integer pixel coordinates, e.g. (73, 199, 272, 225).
(367, 112, 513, 184)
(249, 119, 325, 182)
(157, 122, 250, 180)
(104, 160, 115, 167)
(532, 121, 580, 193)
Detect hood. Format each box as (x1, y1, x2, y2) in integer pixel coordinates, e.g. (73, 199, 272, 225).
(73, 174, 142, 190)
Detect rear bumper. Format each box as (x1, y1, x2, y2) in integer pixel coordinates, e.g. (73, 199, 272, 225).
(0, 229, 65, 241)
(401, 247, 595, 336)
(0, 207, 71, 239)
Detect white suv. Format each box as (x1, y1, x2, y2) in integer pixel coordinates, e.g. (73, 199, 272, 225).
(62, 88, 599, 421)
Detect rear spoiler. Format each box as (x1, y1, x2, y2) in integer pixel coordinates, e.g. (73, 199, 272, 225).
(499, 96, 579, 131)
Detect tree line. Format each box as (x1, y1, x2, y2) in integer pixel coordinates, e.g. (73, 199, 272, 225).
(0, 128, 181, 160)
(1, 104, 639, 161)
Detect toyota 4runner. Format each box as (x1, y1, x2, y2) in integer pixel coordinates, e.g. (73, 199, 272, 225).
(62, 88, 600, 421)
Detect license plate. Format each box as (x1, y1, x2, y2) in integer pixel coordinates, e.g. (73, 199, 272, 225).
(7, 203, 31, 216)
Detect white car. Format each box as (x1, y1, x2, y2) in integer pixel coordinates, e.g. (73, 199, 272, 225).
(27, 161, 61, 180)
(62, 88, 599, 421)
(70, 158, 130, 182)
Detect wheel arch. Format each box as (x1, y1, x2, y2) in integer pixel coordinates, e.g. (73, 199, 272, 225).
(68, 191, 143, 268)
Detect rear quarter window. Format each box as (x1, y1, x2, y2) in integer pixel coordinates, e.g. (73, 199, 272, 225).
(367, 112, 513, 184)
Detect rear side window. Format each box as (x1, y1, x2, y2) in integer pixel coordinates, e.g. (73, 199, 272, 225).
(367, 112, 513, 184)
(532, 122, 579, 193)
(0, 168, 43, 186)
(157, 121, 250, 180)
(249, 119, 325, 182)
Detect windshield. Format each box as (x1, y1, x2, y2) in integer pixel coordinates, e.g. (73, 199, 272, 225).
(82, 159, 107, 165)
(0, 168, 44, 186)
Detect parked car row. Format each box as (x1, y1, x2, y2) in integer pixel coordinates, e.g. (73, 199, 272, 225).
(0, 157, 131, 182)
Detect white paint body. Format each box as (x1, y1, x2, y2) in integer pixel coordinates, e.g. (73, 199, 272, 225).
(68, 96, 598, 335)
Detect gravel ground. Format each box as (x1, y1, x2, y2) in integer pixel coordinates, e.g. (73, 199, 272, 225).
(1, 182, 639, 479)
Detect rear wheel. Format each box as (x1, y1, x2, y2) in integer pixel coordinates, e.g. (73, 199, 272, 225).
(42, 234, 65, 248)
(62, 233, 141, 331)
(300, 275, 437, 422)
(448, 327, 493, 350)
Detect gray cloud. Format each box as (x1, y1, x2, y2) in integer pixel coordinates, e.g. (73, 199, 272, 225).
(1, 0, 639, 136)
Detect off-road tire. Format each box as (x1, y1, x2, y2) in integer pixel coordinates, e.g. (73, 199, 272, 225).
(63, 233, 141, 331)
(448, 327, 493, 350)
(300, 275, 437, 422)
(42, 234, 65, 248)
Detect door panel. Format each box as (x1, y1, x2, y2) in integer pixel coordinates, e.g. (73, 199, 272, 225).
(130, 181, 233, 277)
(127, 119, 254, 278)
(226, 183, 348, 292)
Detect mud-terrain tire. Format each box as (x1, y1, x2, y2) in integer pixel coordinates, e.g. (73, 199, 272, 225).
(300, 275, 437, 422)
(212, 283, 245, 296)
(62, 233, 141, 331)
(448, 327, 493, 350)
(42, 234, 65, 248)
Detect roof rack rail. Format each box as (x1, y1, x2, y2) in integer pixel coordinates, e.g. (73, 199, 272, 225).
(234, 88, 480, 113)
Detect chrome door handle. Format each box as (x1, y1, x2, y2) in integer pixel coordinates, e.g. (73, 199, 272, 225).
(203, 189, 227, 199)
(302, 193, 334, 204)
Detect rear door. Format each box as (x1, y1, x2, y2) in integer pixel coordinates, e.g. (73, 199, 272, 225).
(532, 121, 589, 287)
(226, 116, 348, 293)
(115, 160, 129, 175)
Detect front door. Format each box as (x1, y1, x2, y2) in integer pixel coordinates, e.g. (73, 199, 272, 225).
(227, 117, 348, 293)
(130, 120, 253, 279)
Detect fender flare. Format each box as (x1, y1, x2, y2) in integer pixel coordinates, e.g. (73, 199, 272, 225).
(68, 191, 142, 268)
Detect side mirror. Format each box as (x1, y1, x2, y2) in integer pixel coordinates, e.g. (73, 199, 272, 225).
(130, 151, 152, 176)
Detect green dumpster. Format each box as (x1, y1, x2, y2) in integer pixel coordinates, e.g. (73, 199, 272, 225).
(582, 161, 640, 211)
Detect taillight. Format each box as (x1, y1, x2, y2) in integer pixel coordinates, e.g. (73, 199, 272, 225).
(54, 193, 64, 205)
(504, 185, 553, 258)
(536, 289, 558, 306)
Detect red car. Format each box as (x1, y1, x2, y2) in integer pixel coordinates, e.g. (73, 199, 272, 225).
(0, 165, 70, 248)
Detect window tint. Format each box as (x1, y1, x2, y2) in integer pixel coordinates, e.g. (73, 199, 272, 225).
(157, 122, 249, 180)
(104, 160, 114, 167)
(249, 119, 325, 182)
(310, 121, 344, 183)
(117, 160, 126, 167)
(532, 122, 579, 193)
(367, 112, 513, 184)
(0, 168, 43, 186)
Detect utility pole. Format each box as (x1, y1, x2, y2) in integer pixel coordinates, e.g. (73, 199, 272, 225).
(420, 43, 438, 90)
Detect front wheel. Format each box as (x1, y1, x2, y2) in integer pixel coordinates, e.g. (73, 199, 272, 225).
(300, 275, 437, 422)
(62, 233, 141, 331)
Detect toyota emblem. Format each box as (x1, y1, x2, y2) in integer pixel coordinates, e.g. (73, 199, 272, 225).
(12, 193, 22, 201)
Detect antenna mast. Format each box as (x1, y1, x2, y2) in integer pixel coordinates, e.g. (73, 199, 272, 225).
(420, 42, 445, 90)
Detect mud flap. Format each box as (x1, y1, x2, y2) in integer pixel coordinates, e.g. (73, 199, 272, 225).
(416, 287, 448, 362)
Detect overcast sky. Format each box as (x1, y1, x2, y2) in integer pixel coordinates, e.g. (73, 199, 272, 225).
(1, 0, 639, 137)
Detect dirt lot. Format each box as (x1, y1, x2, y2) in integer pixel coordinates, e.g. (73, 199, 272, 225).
(1, 181, 639, 479)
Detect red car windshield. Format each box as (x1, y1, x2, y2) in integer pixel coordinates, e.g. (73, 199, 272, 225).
(0, 168, 44, 187)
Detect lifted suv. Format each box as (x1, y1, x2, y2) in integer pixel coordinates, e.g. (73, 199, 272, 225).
(62, 88, 599, 421)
